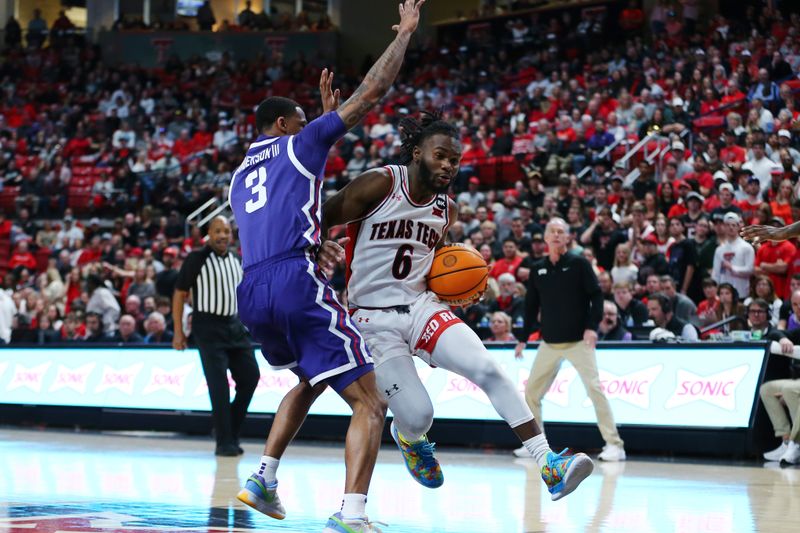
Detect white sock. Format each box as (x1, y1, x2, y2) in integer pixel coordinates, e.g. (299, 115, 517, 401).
(523, 434, 552, 469)
(257, 455, 280, 484)
(340, 493, 367, 520)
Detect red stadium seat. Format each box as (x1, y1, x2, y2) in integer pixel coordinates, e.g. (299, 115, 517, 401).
(0, 187, 19, 212)
(476, 158, 498, 187)
(499, 156, 524, 186)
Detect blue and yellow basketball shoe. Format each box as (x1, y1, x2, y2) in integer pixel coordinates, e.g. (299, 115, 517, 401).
(390, 421, 444, 488)
(236, 473, 286, 519)
(540, 448, 594, 501)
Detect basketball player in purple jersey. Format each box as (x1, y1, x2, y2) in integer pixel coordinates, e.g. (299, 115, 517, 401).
(231, 2, 425, 532)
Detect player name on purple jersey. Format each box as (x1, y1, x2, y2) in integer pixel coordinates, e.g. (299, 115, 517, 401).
(240, 143, 281, 167)
(230, 112, 347, 270)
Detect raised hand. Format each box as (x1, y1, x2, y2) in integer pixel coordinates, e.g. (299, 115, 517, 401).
(392, 0, 426, 35)
(319, 68, 340, 114)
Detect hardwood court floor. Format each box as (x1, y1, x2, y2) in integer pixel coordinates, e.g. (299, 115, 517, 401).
(0, 428, 798, 532)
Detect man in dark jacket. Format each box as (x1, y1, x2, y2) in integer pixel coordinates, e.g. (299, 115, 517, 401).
(111, 314, 144, 343)
(598, 300, 632, 341)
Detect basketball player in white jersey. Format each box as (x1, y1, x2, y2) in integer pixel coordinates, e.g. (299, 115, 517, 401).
(320, 112, 594, 501)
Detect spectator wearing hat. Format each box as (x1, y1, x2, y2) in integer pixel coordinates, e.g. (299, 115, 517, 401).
(517, 232, 546, 282)
(754, 217, 797, 300)
(710, 183, 743, 220)
(638, 233, 669, 284)
(520, 167, 544, 208)
(677, 191, 705, 239)
(743, 140, 782, 192)
(457, 176, 486, 211)
(488, 274, 525, 325)
(55, 216, 84, 250)
(554, 175, 573, 217)
(345, 146, 369, 178)
(669, 141, 693, 179)
(213, 119, 237, 153)
(712, 212, 754, 298)
(647, 293, 698, 341)
(663, 97, 689, 134)
(773, 130, 800, 167)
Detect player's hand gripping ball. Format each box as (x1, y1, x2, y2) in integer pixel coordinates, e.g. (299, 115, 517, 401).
(427, 244, 489, 306)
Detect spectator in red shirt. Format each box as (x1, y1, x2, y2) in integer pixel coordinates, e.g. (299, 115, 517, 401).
(755, 217, 797, 299)
(324, 146, 346, 187)
(0, 210, 11, 238)
(696, 277, 721, 328)
(172, 129, 195, 161)
(720, 130, 747, 166)
(77, 235, 103, 266)
(191, 120, 214, 152)
(9, 240, 37, 270)
(682, 157, 714, 196)
(489, 238, 523, 280)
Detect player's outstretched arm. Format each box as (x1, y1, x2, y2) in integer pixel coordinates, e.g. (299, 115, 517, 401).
(321, 168, 394, 235)
(741, 221, 800, 243)
(336, 0, 425, 129)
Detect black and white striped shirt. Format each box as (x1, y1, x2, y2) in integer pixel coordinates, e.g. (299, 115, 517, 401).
(175, 246, 243, 316)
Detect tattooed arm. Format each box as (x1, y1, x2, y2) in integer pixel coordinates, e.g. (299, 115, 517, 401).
(336, 0, 425, 129)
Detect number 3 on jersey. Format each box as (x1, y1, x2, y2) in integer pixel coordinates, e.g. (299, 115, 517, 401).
(244, 167, 267, 213)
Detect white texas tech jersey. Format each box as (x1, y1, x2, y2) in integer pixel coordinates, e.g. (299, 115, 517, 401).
(345, 165, 450, 308)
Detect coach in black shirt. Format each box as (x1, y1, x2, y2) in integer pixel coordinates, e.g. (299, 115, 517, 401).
(515, 217, 626, 462)
(173, 216, 259, 456)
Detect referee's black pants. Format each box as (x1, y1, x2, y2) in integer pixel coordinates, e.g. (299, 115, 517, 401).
(192, 313, 260, 448)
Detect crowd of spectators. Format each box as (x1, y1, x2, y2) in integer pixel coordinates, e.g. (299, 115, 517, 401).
(1, 1, 800, 347)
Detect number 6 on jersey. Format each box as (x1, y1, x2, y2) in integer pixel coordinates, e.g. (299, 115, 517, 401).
(244, 167, 267, 213)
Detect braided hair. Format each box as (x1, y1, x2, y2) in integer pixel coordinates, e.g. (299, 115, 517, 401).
(398, 110, 459, 164)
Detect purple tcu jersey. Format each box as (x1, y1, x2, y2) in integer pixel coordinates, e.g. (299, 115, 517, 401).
(230, 112, 346, 269)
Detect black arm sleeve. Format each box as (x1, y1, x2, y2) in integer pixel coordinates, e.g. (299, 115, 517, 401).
(517, 272, 541, 343)
(583, 258, 604, 331)
(765, 328, 787, 342)
(174, 251, 206, 292)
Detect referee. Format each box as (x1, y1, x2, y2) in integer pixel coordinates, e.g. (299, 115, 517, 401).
(173, 216, 259, 456)
(514, 217, 626, 462)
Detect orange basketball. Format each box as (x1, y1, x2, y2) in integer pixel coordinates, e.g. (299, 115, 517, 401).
(427, 245, 490, 305)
